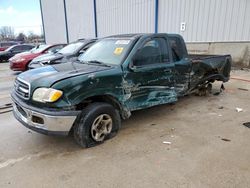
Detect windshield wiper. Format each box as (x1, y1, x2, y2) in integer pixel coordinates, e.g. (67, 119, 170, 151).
(85, 60, 111, 67)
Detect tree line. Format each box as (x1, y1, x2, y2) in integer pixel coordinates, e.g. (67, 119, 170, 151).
(0, 26, 44, 43)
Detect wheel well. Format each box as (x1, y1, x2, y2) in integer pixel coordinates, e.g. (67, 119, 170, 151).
(70, 96, 124, 138)
(76, 95, 123, 114)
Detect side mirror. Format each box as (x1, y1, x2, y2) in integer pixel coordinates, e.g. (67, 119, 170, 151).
(129, 61, 136, 71)
(129, 57, 141, 71)
(131, 50, 143, 68)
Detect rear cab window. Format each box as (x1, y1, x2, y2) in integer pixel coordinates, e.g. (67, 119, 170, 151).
(169, 36, 185, 62)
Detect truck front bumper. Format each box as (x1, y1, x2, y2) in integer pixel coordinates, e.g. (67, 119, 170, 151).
(12, 95, 80, 136)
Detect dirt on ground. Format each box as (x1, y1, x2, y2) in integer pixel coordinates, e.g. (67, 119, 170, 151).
(0, 63, 250, 188)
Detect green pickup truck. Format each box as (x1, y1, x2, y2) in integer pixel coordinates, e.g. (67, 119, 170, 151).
(12, 33, 231, 147)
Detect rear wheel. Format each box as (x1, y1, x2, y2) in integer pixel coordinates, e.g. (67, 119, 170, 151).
(73, 102, 121, 148)
(90, 114, 113, 142)
(197, 83, 212, 96)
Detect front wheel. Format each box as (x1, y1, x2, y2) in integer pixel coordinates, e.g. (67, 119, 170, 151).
(73, 102, 121, 148)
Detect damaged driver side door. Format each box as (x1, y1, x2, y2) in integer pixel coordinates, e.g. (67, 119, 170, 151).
(123, 37, 177, 111)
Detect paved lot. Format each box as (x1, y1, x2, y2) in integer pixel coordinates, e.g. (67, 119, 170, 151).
(0, 63, 19, 105)
(0, 63, 250, 188)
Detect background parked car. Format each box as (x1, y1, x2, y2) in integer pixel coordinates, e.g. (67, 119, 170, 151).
(9, 44, 65, 71)
(28, 39, 96, 69)
(0, 41, 19, 51)
(0, 44, 34, 62)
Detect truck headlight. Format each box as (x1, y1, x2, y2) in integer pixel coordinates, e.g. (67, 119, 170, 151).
(32, 88, 63, 103)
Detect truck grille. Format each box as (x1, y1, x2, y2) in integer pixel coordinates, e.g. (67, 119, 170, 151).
(14, 78, 30, 99)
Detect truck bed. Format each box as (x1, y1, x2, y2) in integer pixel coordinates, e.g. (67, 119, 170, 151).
(188, 54, 231, 72)
(189, 54, 230, 60)
(187, 54, 232, 91)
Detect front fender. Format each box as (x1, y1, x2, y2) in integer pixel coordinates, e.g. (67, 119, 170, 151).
(51, 69, 125, 108)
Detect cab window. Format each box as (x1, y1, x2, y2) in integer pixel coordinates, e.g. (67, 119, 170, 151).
(23, 45, 33, 50)
(169, 36, 184, 62)
(133, 38, 170, 67)
(11, 45, 23, 52)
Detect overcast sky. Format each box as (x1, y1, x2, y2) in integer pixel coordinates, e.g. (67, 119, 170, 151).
(0, 0, 42, 35)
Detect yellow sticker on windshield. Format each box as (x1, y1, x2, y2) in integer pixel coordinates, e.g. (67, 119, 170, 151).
(114, 47, 124, 55)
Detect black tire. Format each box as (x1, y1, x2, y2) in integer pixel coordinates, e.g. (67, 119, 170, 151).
(73, 102, 121, 148)
(0, 58, 4, 63)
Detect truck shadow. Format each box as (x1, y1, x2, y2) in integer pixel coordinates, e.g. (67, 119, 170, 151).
(27, 93, 220, 156)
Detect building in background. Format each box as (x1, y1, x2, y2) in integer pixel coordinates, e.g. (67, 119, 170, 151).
(40, 0, 250, 66)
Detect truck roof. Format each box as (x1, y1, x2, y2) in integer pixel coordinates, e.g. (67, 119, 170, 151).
(105, 33, 183, 40)
(104, 33, 145, 40)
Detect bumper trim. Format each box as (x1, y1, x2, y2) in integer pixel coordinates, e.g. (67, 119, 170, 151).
(12, 95, 80, 135)
(13, 108, 69, 136)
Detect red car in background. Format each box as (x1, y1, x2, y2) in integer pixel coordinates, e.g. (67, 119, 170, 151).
(0, 41, 19, 51)
(9, 44, 65, 71)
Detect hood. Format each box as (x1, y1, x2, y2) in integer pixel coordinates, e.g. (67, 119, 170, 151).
(15, 51, 31, 57)
(11, 51, 40, 61)
(18, 62, 113, 89)
(31, 53, 64, 63)
(9, 51, 32, 60)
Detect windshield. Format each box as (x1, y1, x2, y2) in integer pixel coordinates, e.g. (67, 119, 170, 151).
(78, 39, 131, 65)
(58, 42, 83, 54)
(30, 45, 49, 53)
